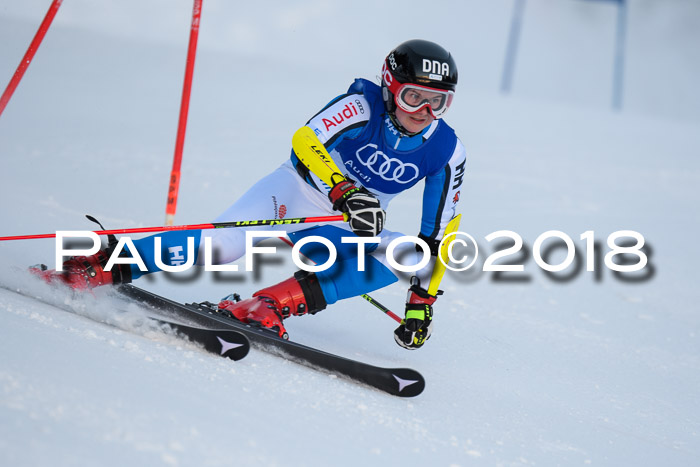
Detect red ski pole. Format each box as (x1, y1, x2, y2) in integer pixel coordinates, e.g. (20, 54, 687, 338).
(0, 214, 347, 242)
(0, 0, 64, 118)
(361, 294, 403, 324)
(165, 0, 203, 226)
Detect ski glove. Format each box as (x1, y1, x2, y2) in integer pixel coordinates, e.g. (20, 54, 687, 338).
(394, 278, 441, 350)
(329, 181, 385, 237)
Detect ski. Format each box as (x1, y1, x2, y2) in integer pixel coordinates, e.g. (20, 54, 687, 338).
(0, 283, 250, 361)
(150, 321, 249, 361)
(116, 284, 426, 397)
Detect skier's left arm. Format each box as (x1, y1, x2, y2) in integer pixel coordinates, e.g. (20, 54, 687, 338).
(394, 140, 467, 350)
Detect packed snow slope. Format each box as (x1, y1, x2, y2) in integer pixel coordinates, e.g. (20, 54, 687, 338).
(1, 1, 699, 466)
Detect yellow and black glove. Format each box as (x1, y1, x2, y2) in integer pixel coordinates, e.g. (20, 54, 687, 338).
(394, 277, 441, 350)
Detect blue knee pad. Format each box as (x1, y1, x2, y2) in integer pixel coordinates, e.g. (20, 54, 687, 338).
(126, 230, 201, 280)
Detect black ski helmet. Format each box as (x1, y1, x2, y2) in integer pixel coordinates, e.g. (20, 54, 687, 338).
(382, 39, 458, 116)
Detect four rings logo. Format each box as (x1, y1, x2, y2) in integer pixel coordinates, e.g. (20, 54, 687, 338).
(355, 144, 419, 184)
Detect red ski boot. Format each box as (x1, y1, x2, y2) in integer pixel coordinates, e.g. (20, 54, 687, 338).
(31, 249, 132, 290)
(217, 271, 327, 339)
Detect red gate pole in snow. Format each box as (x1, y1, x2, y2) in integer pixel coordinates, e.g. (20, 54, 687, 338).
(0, 0, 64, 118)
(165, 0, 203, 226)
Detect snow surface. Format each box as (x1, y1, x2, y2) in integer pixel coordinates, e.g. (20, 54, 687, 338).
(1, 1, 700, 466)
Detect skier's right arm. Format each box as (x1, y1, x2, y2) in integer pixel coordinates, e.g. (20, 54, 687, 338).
(291, 94, 384, 237)
(290, 93, 369, 190)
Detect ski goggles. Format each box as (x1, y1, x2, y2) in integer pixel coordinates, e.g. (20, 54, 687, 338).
(383, 66, 454, 119)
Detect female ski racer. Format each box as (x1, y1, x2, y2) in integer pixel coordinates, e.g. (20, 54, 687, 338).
(42, 39, 467, 350)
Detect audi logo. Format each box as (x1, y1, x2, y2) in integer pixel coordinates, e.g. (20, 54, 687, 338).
(355, 144, 419, 184)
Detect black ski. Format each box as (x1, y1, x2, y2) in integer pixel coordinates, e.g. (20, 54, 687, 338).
(152, 320, 249, 361)
(116, 284, 426, 397)
(0, 283, 250, 361)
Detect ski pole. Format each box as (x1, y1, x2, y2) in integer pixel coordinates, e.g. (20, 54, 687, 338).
(0, 214, 348, 242)
(0, 0, 64, 118)
(361, 294, 402, 324)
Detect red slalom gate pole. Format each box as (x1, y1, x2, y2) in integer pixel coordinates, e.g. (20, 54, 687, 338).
(165, 0, 203, 226)
(0, 0, 63, 118)
(0, 215, 347, 242)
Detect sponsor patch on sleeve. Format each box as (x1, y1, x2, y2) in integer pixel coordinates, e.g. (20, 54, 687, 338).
(308, 95, 369, 142)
